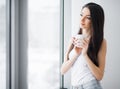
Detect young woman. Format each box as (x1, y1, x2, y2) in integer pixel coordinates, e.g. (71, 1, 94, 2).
(61, 2, 107, 89)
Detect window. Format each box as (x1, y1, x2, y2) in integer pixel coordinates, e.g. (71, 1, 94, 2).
(28, 0, 60, 89)
(0, 0, 6, 89)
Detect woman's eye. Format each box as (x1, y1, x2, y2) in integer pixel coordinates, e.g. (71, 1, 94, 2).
(87, 16, 91, 20)
(80, 14, 83, 17)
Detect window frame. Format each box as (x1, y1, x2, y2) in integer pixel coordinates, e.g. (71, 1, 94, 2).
(6, 0, 66, 89)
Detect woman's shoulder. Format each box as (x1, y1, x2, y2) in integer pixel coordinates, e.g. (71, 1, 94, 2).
(102, 38, 107, 46)
(100, 38, 107, 51)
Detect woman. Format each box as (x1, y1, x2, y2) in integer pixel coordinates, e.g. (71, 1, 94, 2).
(61, 2, 107, 89)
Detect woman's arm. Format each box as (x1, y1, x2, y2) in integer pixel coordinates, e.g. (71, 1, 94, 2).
(60, 38, 82, 75)
(84, 39, 107, 80)
(64, 39, 74, 61)
(60, 50, 79, 75)
(60, 39, 74, 75)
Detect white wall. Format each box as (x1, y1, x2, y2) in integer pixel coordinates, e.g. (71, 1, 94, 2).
(100, 1, 120, 89)
(64, 0, 120, 89)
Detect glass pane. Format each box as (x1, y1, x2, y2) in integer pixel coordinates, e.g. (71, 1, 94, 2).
(0, 0, 6, 89)
(28, 0, 60, 89)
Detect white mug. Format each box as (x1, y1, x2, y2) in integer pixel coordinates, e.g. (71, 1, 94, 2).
(73, 34, 86, 47)
(75, 34, 85, 40)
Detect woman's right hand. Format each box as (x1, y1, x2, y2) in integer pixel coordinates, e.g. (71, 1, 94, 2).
(74, 47, 82, 55)
(72, 36, 82, 55)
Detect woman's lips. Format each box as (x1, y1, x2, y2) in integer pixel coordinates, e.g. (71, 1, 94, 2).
(81, 23, 85, 26)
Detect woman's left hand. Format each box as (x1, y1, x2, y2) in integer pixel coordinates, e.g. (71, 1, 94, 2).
(81, 38, 89, 55)
(75, 38, 89, 55)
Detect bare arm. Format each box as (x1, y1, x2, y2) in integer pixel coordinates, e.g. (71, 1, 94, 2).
(60, 50, 79, 75)
(83, 39, 107, 80)
(60, 38, 82, 75)
(65, 40, 74, 61)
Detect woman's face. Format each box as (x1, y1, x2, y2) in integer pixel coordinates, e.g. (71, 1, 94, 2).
(80, 7, 92, 30)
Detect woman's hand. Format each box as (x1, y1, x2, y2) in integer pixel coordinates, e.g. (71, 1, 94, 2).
(80, 38, 89, 55)
(71, 37, 82, 55)
(73, 37, 89, 55)
(74, 47, 82, 55)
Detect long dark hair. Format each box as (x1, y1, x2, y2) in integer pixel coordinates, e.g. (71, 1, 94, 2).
(78, 2, 105, 66)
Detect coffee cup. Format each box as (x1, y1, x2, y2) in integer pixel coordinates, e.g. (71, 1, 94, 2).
(73, 34, 86, 47)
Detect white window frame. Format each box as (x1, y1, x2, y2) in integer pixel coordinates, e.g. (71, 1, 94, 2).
(6, 0, 66, 89)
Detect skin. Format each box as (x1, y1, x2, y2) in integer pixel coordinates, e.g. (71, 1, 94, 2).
(61, 7, 107, 81)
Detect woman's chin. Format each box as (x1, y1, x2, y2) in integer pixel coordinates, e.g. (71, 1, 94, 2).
(80, 27, 86, 29)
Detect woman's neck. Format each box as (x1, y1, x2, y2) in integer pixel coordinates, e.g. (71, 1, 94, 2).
(82, 29, 91, 38)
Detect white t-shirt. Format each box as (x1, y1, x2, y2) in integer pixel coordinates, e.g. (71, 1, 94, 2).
(69, 49, 95, 86)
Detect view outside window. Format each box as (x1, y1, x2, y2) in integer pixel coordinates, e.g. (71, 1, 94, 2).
(28, 0, 60, 89)
(0, 0, 6, 89)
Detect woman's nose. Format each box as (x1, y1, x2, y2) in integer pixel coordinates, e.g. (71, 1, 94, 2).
(80, 16, 85, 23)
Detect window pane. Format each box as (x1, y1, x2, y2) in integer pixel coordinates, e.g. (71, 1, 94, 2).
(28, 0, 60, 89)
(0, 1, 6, 89)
